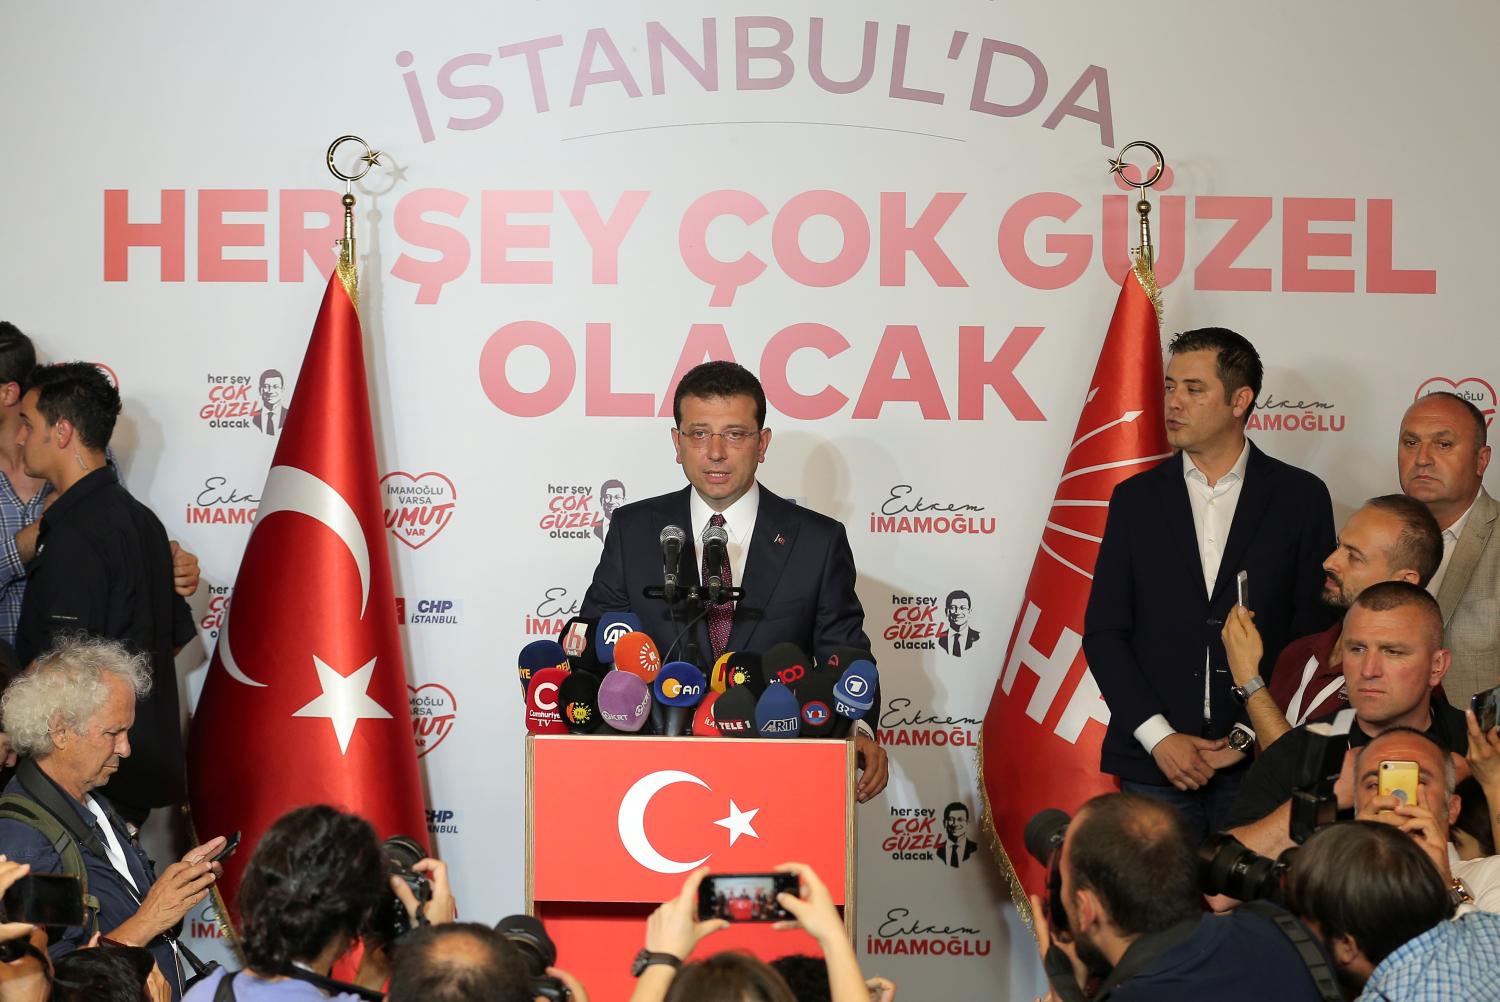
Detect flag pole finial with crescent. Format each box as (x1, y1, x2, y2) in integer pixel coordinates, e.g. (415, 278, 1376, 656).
(325, 134, 383, 303)
(1107, 139, 1167, 321)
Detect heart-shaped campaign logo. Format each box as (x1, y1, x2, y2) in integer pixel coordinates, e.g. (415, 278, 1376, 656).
(409, 683, 458, 758)
(381, 471, 458, 549)
(1416, 377, 1497, 426)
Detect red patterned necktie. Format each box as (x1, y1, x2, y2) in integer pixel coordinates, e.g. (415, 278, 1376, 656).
(704, 513, 733, 660)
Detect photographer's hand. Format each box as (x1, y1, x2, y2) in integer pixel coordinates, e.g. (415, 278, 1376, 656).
(1025, 893, 1072, 1002)
(630, 868, 726, 1002)
(774, 863, 867, 1002)
(1466, 709, 1500, 851)
(545, 966, 589, 1002)
(0, 857, 32, 946)
(391, 858, 457, 926)
(1360, 797, 1452, 881)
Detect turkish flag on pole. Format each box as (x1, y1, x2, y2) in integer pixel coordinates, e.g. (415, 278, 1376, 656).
(187, 268, 425, 915)
(980, 255, 1171, 900)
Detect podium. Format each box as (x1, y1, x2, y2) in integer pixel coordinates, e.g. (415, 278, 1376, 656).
(527, 735, 856, 1000)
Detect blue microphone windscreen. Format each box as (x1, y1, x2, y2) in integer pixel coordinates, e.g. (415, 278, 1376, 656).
(654, 661, 707, 707)
(755, 684, 801, 738)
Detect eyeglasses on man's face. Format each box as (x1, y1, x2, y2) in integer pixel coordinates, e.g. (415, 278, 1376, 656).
(675, 428, 762, 447)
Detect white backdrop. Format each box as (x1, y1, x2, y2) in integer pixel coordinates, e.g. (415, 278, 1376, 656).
(3, 3, 1497, 997)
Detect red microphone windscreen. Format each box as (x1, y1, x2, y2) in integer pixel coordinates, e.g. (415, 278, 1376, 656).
(525, 667, 570, 734)
(692, 691, 722, 736)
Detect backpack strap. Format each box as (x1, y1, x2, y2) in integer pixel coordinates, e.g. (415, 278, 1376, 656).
(213, 971, 237, 1002)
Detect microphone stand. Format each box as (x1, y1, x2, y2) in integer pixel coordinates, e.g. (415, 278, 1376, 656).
(644, 585, 745, 671)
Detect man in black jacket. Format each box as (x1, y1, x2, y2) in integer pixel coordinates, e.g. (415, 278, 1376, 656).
(1084, 329, 1336, 839)
(14, 363, 194, 824)
(581, 361, 887, 801)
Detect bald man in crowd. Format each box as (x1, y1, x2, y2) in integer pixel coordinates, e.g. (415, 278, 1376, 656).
(1398, 390, 1497, 704)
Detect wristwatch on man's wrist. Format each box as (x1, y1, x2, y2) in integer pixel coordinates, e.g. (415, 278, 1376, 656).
(1230, 675, 1267, 705)
(1227, 723, 1256, 754)
(630, 949, 682, 977)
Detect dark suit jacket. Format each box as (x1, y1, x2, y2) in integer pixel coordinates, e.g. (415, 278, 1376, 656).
(580, 485, 878, 718)
(1083, 444, 1336, 785)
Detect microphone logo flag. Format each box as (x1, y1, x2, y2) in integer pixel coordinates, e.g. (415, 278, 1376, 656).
(980, 253, 1169, 903)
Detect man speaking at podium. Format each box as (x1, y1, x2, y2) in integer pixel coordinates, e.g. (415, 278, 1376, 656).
(581, 361, 888, 801)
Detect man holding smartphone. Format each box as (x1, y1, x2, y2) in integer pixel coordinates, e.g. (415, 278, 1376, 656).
(1223, 582, 1468, 859)
(0, 637, 227, 1000)
(1222, 495, 1443, 749)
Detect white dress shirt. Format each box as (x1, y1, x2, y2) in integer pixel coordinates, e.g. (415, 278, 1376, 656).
(1451, 844, 1500, 915)
(1134, 442, 1251, 755)
(1427, 495, 1478, 598)
(689, 482, 760, 598)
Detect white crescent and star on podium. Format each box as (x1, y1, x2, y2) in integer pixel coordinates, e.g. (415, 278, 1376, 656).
(213, 464, 392, 756)
(617, 770, 761, 874)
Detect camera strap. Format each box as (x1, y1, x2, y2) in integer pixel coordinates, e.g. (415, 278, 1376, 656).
(1239, 902, 1343, 1002)
(212, 968, 385, 1002)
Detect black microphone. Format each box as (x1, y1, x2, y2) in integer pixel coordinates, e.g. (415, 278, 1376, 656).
(701, 523, 729, 604)
(660, 525, 686, 603)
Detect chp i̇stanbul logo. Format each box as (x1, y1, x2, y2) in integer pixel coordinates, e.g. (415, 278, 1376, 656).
(395, 597, 462, 626)
(408, 682, 458, 758)
(884, 589, 982, 654)
(538, 478, 626, 541)
(1415, 376, 1497, 425)
(868, 485, 995, 535)
(381, 471, 457, 548)
(198, 367, 291, 433)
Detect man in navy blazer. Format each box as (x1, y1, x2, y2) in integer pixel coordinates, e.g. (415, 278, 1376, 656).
(581, 361, 888, 801)
(1084, 329, 1336, 839)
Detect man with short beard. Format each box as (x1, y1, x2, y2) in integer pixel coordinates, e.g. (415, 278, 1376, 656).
(1222, 495, 1441, 749)
(1028, 793, 1329, 1002)
(1285, 821, 1500, 999)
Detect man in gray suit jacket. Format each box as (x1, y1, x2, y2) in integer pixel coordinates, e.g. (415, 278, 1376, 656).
(1399, 390, 1498, 703)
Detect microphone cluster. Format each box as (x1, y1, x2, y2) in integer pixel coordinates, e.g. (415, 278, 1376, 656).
(515, 618, 878, 740)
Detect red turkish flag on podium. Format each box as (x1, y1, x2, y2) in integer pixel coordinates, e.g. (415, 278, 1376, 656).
(980, 254, 1171, 899)
(531, 736, 855, 1001)
(187, 267, 425, 916)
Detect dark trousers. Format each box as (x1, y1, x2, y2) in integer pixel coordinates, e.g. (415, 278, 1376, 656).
(1120, 769, 1245, 845)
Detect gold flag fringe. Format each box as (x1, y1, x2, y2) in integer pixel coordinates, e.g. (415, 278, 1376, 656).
(976, 724, 1039, 938)
(1131, 249, 1163, 325)
(337, 244, 359, 308)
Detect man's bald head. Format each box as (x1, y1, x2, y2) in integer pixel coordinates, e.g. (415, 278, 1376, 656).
(387, 923, 532, 1002)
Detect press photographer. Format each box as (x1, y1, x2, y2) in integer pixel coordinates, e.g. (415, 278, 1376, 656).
(183, 805, 455, 1000)
(1024, 794, 1335, 1002)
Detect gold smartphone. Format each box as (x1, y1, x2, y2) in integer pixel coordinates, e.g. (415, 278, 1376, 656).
(1379, 760, 1420, 810)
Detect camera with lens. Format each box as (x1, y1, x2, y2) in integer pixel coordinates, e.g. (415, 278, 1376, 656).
(1198, 833, 1293, 905)
(497, 914, 570, 1001)
(1024, 808, 1072, 934)
(1288, 721, 1348, 845)
(372, 835, 432, 945)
